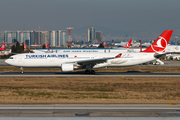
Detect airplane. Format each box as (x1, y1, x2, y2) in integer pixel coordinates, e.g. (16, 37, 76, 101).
(124, 39, 132, 49)
(46, 44, 50, 49)
(24, 43, 27, 50)
(0, 44, 6, 51)
(33, 40, 132, 53)
(115, 39, 132, 48)
(5, 30, 173, 74)
(102, 41, 106, 46)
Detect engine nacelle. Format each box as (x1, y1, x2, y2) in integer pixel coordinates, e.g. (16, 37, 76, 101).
(61, 64, 74, 72)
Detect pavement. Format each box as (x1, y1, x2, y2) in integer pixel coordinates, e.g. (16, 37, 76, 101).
(0, 104, 179, 117)
(0, 71, 180, 77)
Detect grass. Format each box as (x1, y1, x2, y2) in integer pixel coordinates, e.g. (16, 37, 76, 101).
(0, 66, 180, 103)
(0, 77, 179, 103)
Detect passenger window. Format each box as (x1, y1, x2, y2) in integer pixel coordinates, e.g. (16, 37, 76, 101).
(9, 57, 13, 59)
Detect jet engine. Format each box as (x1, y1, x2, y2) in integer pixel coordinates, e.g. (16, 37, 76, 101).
(61, 64, 74, 72)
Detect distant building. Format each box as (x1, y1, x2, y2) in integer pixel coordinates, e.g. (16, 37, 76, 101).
(87, 28, 90, 42)
(96, 31, 103, 44)
(2, 30, 65, 47)
(5, 31, 16, 43)
(33, 31, 39, 44)
(49, 30, 66, 47)
(87, 27, 95, 43)
(19, 31, 30, 44)
(49, 30, 56, 47)
(90, 27, 95, 40)
(30, 31, 35, 45)
(91, 39, 98, 44)
(59, 30, 66, 47)
(40, 31, 49, 45)
(16, 31, 20, 43)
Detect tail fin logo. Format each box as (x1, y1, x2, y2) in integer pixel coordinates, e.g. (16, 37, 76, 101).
(124, 39, 132, 48)
(141, 30, 173, 53)
(151, 36, 167, 52)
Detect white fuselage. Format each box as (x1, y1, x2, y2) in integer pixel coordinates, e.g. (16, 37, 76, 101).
(5, 52, 156, 69)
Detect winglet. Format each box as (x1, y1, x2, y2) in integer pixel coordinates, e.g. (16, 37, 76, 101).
(141, 30, 173, 53)
(124, 39, 132, 49)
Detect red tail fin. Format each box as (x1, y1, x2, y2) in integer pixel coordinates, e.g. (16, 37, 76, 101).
(141, 30, 173, 53)
(124, 39, 132, 48)
(46, 44, 49, 49)
(1, 44, 5, 49)
(102, 41, 106, 46)
(24, 43, 27, 49)
(46, 44, 50, 51)
(0, 44, 5, 50)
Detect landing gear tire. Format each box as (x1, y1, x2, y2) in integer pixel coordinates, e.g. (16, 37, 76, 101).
(20, 67, 24, 74)
(85, 70, 95, 74)
(85, 70, 90, 74)
(91, 70, 95, 74)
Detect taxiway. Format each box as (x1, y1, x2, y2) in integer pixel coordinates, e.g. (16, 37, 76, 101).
(0, 71, 180, 77)
(0, 104, 179, 117)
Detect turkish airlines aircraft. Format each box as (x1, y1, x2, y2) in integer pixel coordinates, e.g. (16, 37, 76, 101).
(33, 40, 132, 53)
(5, 30, 173, 74)
(124, 39, 132, 48)
(0, 44, 5, 51)
(24, 43, 27, 50)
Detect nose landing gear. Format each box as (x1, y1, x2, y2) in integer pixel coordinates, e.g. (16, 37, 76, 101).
(20, 67, 24, 74)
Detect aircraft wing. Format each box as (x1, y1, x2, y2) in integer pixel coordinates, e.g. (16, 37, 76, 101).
(154, 52, 180, 59)
(75, 57, 114, 66)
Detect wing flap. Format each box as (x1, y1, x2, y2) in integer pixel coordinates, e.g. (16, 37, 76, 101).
(154, 52, 180, 59)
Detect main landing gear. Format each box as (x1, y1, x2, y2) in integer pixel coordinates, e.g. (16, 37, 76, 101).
(20, 67, 24, 74)
(85, 65, 95, 74)
(85, 69, 95, 74)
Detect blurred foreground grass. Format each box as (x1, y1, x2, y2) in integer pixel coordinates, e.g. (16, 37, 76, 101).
(0, 77, 179, 103)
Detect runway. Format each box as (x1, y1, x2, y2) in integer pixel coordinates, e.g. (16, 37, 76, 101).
(0, 71, 180, 77)
(0, 104, 179, 117)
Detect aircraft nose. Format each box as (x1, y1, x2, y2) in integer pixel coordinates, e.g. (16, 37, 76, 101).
(5, 59, 11, 65)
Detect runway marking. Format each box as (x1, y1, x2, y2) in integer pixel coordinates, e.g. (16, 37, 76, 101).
(168, 104, 174, 106)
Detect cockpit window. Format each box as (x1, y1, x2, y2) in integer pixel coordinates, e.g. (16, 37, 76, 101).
(9, 57, 13, 59)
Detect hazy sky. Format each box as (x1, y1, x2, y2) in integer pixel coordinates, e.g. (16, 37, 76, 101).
(0, 0, 180, 33)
